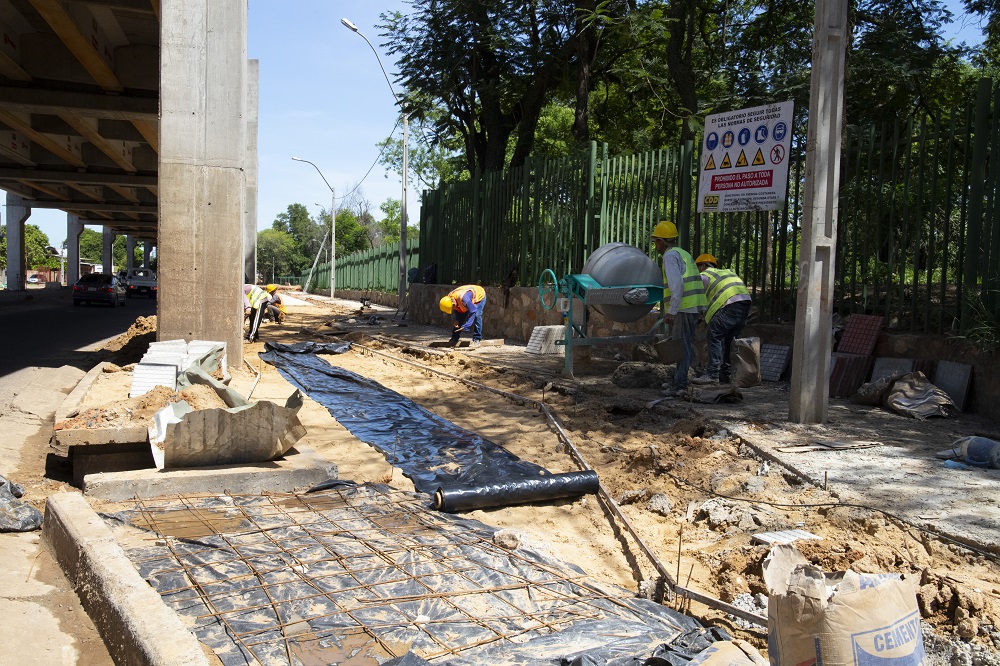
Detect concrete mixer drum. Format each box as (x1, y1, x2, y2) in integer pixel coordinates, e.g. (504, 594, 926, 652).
(581, 243, 664, 323)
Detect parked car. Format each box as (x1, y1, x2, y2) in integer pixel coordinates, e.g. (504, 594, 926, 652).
(126, 267, 157, 299)
(72, 273, 126, 307)
(26, 274, 39, 283)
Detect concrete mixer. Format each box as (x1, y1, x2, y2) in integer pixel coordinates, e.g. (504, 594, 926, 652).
(539, 242, 666, 377)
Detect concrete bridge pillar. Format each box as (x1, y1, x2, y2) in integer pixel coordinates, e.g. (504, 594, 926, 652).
(66, 215, 84, 286)
(159, 0, 248, 368)
(5, 193, 29, 291)
(244, 58, 259, 285)
(102, 227, 115, 275)
(126, 236, 137, 271)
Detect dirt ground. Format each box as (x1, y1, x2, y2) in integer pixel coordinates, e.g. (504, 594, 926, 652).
(28, 295, 1000, 663)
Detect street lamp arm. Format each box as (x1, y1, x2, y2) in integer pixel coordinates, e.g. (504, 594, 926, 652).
(291, 156, 334, 194)
(291, 156, 337, 299)
(340, 18, 400, 107)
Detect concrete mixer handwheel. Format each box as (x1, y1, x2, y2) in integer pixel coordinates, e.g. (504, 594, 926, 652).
(538, 268, 559, 310)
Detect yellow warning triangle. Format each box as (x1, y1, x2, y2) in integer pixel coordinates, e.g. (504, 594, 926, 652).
(736, 150, 748, 168)
(720, 153, 732, 169)
(752, 148, 765, 166)
(704, 155, 717, 170)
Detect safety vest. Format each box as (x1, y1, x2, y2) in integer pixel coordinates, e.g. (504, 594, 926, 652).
(702, 267, 750, 323)
(448, 285, 486, 312)
(247, 286, 269, 308)
(664, 248, 708, 311)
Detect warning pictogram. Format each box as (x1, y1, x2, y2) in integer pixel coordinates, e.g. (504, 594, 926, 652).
(720, 153, 732, 169)
(704, 154, 717, 170)
(752, 148, 765, 166)
(770, 144, 786, 164)
(735, 150, 748, 168)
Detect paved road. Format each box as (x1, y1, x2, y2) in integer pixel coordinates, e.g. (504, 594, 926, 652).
(0, 288, 156, 378)
(0, 287, 154, 665)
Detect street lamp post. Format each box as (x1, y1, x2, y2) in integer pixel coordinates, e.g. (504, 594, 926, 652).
(341, 17, 408, 310)
(291, 157, 336, 298)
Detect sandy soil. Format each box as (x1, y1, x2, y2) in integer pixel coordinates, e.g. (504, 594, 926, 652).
(27, 296, 1000, 661)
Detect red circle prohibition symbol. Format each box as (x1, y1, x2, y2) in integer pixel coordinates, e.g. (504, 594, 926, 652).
(770, 145, 785, 164)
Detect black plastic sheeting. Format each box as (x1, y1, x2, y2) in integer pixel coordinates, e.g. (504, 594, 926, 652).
(259, 346, 590, 508)
(263, 340, 353, 355)
(434, 470, 600, 512)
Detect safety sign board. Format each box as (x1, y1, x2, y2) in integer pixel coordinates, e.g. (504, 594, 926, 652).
(698, 100, 794, 213)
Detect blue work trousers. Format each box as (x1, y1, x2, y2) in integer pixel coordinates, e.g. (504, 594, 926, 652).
(671, 311, 700, 389)
(451, 297, 486, 342)
(705, 300, 751, 382)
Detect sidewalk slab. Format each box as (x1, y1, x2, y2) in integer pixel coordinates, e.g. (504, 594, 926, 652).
(42, 492, 210, 666)
(82, 446, 337, 501)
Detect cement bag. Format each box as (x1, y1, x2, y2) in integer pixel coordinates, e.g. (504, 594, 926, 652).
(763, 544, 924, 666)
(688, 640, 768, 666)
(850, 372, 904, 407)
(884, 371, 955, 419)
(733, 337, 761, 388)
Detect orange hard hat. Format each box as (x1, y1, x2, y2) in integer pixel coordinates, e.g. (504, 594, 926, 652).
(695, 253, 718, 267)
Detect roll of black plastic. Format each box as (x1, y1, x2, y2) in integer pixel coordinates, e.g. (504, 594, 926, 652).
(433, 470, 600, 513)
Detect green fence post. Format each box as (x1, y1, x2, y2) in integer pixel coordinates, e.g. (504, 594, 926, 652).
(963, 78, 992, 332)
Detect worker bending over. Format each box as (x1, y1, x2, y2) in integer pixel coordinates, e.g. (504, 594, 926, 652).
(691, 254, 751, 385)
(439, 284, 486, 348)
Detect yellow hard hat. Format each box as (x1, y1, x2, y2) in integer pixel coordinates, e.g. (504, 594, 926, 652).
(651, 220, 678, 240)
(439, 295, 453, 314)
(694, 253, 718, 267)
(265, 283, 278, 294)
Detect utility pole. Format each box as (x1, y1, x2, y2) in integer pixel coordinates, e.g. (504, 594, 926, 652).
(789, 0, 848, 423)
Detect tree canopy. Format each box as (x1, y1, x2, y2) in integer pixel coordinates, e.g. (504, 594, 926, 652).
(377, 0, 992, 177)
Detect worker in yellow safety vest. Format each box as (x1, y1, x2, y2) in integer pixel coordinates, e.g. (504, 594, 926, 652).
(243, 284, 272, 343)
(439, 284, 487, 348)
(691, 253, 751, 385)
(651, 221, 707, 396)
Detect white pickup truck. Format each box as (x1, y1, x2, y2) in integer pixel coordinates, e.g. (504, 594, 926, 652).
(126, 267, 157, 299)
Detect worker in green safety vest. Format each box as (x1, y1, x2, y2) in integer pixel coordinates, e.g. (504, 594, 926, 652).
(690, 254, 751, 385)
(651, 221, 707, 397)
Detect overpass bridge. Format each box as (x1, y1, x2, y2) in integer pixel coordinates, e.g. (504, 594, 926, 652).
(0, 0, 257, 367)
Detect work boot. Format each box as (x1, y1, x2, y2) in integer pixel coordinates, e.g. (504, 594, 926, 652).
(691, 374, 718, 385)
(469, 340, 481, 350)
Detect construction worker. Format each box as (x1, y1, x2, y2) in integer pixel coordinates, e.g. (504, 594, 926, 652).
(264, 284, 286, 323)
(651, 221, 707, 396)
(243, 284, 271, 343)
(691, 254, 751, 385)
(439, 284, 486, 348)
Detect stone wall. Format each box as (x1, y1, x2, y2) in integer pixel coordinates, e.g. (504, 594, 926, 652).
(338, 285, 999, 419)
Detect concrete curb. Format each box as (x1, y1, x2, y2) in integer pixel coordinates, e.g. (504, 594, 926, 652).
(83, 447, 339, 501)
(55, 361, 108, 423)
(43, 492, 210, 666)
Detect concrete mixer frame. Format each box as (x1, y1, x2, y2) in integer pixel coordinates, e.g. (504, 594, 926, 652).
(550, 272, 667, 378)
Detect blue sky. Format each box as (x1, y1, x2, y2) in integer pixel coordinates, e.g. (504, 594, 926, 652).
(2, 0, 989, 249)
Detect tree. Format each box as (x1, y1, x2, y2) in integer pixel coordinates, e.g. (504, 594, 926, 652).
(78, 228, 103, 263)
(382, 0, 596, 174)
(272, 203, 322, 275)
(256, 229, 297, 282)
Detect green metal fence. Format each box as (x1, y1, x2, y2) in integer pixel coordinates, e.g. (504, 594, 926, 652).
(279, 238, 420, 295)
(300, 78, 1000, 333)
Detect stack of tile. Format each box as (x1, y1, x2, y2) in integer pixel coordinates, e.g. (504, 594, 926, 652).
(829, 315, 883, 398)
(129, 340, 226, 398)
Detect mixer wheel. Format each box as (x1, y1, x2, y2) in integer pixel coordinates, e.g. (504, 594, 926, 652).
(538, 269, 559, 310)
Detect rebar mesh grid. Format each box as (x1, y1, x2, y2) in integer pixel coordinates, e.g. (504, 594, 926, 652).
(114, 484, 687, 666)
